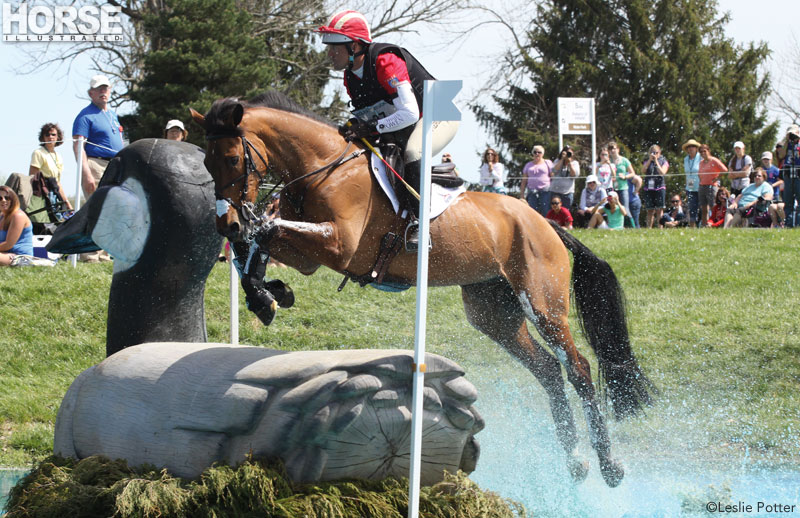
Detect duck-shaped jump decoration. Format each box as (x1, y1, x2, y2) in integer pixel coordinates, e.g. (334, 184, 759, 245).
(47, 140, 484, 487)
(48, 139, 223, 357)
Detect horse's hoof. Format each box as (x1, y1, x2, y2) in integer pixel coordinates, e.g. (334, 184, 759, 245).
(600, 458, 624, 487)
(265, 279, 294, 308)
(253, 299, 278, 326)
(567, 458, 590, 483)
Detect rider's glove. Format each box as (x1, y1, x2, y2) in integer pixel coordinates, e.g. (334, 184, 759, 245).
(339, 117, 379, 143)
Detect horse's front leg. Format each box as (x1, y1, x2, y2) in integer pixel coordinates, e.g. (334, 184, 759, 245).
(257, 218, 349, 272)
(231, 241, 294, 326)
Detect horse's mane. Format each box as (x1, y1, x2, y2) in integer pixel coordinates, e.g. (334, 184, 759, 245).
(205, 91, 333, 133)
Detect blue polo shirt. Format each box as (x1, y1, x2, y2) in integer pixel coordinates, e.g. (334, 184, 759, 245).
(72, 103, 124, 159)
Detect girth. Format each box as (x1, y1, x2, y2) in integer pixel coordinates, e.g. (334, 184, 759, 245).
(338, 212, 408, 291)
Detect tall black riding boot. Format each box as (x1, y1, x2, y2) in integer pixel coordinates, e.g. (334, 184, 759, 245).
(400, 160, 424, 251)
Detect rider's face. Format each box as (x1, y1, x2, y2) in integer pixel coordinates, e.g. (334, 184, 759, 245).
(327, 44, 351, 71)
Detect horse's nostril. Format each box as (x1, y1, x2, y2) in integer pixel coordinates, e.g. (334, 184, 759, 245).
(229, 222, 240, 235)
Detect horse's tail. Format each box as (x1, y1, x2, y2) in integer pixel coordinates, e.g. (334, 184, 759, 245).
(547, 220, 656, 419)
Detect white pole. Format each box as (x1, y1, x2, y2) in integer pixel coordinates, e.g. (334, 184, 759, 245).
(591, 98, 597, 176)
(71, 137, 85, 267)
(229, 243, 239, 345)
(558, 100, 564, 153)
(407, 80, 437, 518)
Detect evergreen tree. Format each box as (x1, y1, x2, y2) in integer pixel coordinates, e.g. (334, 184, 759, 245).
(124, 0, 328, 144)
(473, 0, 778, 193)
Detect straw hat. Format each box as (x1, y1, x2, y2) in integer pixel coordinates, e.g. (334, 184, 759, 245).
(682, 139, 701, 152)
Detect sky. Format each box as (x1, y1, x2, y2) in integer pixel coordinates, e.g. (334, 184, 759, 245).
(0, 0, 795, 193)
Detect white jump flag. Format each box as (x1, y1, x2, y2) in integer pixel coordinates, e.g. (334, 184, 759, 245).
(408, 79, 462, 518)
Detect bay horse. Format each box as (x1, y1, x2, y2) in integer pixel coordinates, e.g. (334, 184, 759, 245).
(190, 91, 654, 488)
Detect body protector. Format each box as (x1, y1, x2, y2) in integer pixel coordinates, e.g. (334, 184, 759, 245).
(345, 43, 435, 148)
(345, 43, 434, 216)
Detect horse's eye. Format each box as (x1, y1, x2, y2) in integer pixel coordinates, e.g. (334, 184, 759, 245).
(227, 156, 240, 167)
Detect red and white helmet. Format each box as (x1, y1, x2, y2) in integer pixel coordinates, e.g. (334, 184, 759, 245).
(317, 10, 372, 44)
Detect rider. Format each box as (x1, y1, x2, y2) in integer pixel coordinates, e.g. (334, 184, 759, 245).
(316, 9, 459, 249)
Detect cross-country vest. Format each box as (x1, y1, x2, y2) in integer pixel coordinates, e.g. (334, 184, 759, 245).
(345, 42, 435, 115)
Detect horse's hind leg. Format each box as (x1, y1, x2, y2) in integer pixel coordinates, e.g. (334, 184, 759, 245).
(461, 278, 589, 483)
(516, 285, 624, 488)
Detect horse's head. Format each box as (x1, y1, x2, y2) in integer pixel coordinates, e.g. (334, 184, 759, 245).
(190, 99, 268, 242)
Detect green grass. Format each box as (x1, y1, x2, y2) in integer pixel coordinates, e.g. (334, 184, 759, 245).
(1, 228, 799, 467)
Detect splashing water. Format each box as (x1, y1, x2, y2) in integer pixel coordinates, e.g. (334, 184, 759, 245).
(467, 364, 800, 517)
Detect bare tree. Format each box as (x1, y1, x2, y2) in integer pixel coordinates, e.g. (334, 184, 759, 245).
(771, 33, 800, 124)
(10, 0, 479, 113)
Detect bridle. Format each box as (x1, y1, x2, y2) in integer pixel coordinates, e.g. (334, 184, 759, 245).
(205, 128, 365, 241)
(207, 132, 267, 202)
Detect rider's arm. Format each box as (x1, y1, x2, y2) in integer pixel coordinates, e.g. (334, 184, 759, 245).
(373, 53, 419, 133)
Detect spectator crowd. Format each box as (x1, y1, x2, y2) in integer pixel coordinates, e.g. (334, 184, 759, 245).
(484, 125, 800, 230)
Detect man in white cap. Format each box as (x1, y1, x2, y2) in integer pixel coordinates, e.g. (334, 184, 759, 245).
(164, 120, 188, 141)
(575, 174, 607, 227)
(776, 124, 800, 227)
(728, 141, 752, 196)
(72, 74, 125, 198)
(72, 74, 124, 262)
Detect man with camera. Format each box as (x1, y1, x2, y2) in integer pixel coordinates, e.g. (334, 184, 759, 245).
(776, 124, 800, 227)
(550, 145, 580, 212)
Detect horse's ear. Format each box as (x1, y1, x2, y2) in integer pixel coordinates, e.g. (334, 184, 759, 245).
(189, 108, 206, 129)
(232, 104, 244, 127)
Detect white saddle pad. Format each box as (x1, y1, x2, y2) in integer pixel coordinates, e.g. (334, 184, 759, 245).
(370, 154, 466, 219)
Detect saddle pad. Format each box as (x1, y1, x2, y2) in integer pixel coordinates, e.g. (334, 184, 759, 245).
(370, 154, 466, 218)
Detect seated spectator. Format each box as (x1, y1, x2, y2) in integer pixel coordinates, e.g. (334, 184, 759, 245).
(575, 174, 607, 227)
(660, 195, 687, 228)
(708, 187, 729, 227)
(588, 191, 627, 230)
(546, 195, 573, 229)
(724, 168, 773, 228)
(0, 186, 34, 265)
(164, 120, 188, 141)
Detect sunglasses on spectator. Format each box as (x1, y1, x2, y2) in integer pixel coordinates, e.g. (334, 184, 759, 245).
(532, 150, 542, 154)
(0, 195, 11, 201)
(671, 199, 680, 203)
(551, 201, 560, 205)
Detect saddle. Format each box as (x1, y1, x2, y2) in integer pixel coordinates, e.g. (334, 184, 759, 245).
(430, 162, 465, 188)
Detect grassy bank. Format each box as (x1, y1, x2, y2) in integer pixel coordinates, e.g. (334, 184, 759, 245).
(1, 229, 799, 468)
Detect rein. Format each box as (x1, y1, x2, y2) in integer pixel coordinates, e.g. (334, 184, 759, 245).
(206, 129, 365, 224)
(279, 143, 364, 216)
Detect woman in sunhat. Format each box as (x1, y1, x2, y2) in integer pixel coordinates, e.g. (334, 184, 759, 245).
(682, 138, 701, 227)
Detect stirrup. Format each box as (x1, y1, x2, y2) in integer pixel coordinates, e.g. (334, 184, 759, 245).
(404, 219, 431, 252)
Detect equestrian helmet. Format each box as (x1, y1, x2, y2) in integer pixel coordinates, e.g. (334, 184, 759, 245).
(317, 10, 372, 44)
